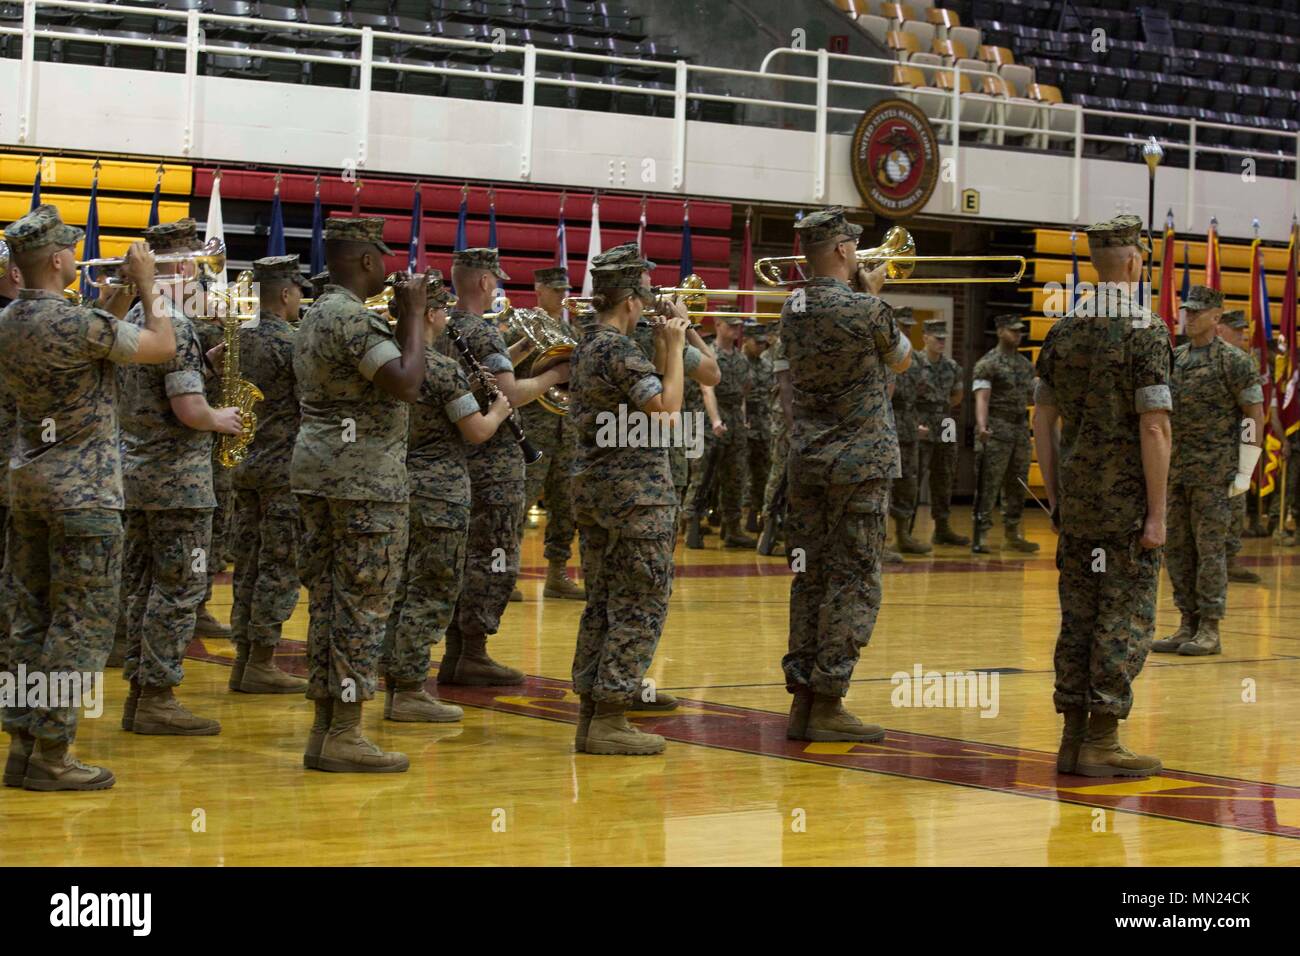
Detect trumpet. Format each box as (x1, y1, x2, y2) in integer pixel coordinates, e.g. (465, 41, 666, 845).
(753, 226, 1027, 286)
(77, 238, 227, 288)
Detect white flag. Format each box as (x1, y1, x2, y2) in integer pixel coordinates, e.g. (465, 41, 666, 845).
(582, 196, 601, 298)
(204, 171, 227, 292)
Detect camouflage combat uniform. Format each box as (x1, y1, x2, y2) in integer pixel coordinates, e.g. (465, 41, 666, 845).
(569, 324, 675, 702)
(1166, 338, 1261, 623)
(0, 288, 140, 742)
(780, 277, 908, 696)
(972, 343, 1036, 534)
(631, 317, 703, 502)
(436, 309, 524, 639)
(763, 337, 790, 519)
(193, 316, 233, 601)
(382, 347, 480, 681)
(743, 346, 773, 516)
(230, 308, 302, 652)
(0, 341, 13, 670)
(1034, 288, 1172, 717)
(118, 298, 216, 690)
(888, 352, 926, 522)
(916, 351, 963, 522)
(292, 285, 409, 702)
(683, 342, 749, 524)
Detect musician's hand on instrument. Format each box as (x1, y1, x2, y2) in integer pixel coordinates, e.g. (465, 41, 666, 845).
(855, 263, 887, 295)
(212, 406, 244, 436)
(711, 419, 727, 438)
(489, 390, 511, 419)
(205, 342, 226, 374)
(662, 295, 689, 323)
(121, 241, 156, 291)
(547, 361, 571, 385)
(393, 271, 427, 320)
(99, 283, 134, 315)
(659, 315, 689, 348)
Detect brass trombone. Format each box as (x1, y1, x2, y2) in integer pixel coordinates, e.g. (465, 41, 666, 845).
(302, 272, 456, 316)
(753, 226, 1027, 286)
(77, 238, 227, 288)
(562, 273, 790, 321)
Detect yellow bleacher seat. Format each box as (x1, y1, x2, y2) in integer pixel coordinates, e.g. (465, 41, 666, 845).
(0, 154, 191, 195)
(0, 192, 189, 231)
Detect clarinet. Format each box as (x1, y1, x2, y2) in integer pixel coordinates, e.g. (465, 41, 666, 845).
(446, 324, 542, 465)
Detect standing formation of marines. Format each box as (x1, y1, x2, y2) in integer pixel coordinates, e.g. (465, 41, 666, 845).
(0, 198, 1292, 790)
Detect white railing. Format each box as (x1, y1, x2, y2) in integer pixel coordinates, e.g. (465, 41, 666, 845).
(1, 0, 1296, 219)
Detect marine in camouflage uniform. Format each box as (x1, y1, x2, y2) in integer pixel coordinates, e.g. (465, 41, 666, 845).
(779, 207, 912, 742)
(1152, 287, 1264, 657)
(293, 216, 417, 774)
(886, 308, 929, 555)
(0, 207, 151, 790)
(915, 319, 970, 546)
(383, 272, 504, 723)
(1216, 310, 1266, 579)
(761, 334, 792, 553)
(191, 307, 233, 638)
(227, 256, 310, 695)
(971, 313, 1040, 554)
(684, 309, 754, 548)
(0, 240, 18, 674)
(741, 320, 773, 533)
(568, 254, 685, 755)
(118, 218, 239, 737)
(1033, 213, 1172, 778)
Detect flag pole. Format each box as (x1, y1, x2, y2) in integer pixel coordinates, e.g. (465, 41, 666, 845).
(1142, 137, 1164, 306)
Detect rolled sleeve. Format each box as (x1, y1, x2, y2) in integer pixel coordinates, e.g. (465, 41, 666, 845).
(1135, 383, 1173, 413)
(164, 368, 205, 397)
(629, 374, 664, 409)
(884, 333, 911, 368)
(107, 319, 142, 363)
(482, 351, 513, 374)
(971, 378, 992, 393)
(683, 344, 702, 375)
(1033, 379, 1057, 406)
(444, 391, 481, 423)
(359, 339, 402, 381)
(1238, 383, 1264, 406)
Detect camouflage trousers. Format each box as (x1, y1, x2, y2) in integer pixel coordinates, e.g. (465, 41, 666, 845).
(1166, 480, 1231, 621)
(544, 418, 581, 563)
(783, 478, 887, 697)
(571, 503, 675, 703)
(0, 505, 9, 672)
(230, 487, 302, 650)
(123, 508, 212, 690)
(520, 413, 578, 563)
(889, 441, 919, 521)
(974, 430, 1031, 532)
(204, 453, 233, 606)
(383, 497, 468, 683)
(2, 508, 123, 743)
(1227, 493, 1245, 559)
(742, 430, 771, 515)
(520, 405, 561, 516)
(1054, 532, 1160, 718)
(683, 408, 745, 523)
(917, 439, 958, 521)
(450, 480, 523, 639)
(297, 495, 408, 702)
(764, 426, 789, 518)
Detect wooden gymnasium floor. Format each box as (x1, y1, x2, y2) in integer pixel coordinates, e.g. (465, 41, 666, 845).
(2, 505, 1298, 867)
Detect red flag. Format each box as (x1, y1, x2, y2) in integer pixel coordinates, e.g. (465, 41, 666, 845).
(1280, 218, 1299, 436)
(1157, 213, 1176, 342)
(740, 206, 754, 317)
(1205, 217, 1221, 291)
(636, 195, 647, 254)
(1249, 238, 1281, 495)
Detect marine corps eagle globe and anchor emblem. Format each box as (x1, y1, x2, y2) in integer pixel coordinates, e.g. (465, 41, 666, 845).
(850, 99, 940, 219)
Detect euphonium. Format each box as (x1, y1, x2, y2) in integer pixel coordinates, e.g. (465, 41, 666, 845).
(216, 280, 263, 468)
(503, 305, 577, 415)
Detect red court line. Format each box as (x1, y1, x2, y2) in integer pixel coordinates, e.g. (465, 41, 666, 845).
(188, 639, 1300, 841)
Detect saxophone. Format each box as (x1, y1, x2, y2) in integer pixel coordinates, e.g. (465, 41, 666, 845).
(216, 292, 263, 468)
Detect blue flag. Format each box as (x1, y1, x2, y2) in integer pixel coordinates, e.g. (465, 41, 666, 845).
(407, 185, 423, 273)
(80, 174, 101, 302)
(487, 195, 501, 290)
(148, 175, 161, 228)
(310, 186, 324, 276)
(1180, 242, 1190, 304)
(679, 202, 693, 281)
(267, 187, 286, 257)
(30, 164, 41, 210)
(454, 192, 468, 252)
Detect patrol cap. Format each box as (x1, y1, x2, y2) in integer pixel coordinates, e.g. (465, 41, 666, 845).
(453, 247, 509, 281)
(3, 204, 84, 253)
(794, 206, 864, 245)
(426, 268, 453, 308)
(923, 319, 948, 337)
(714, 304, 743, 325)
(324, 216, 393, 254)
(309, 269, 330, 294)
(533, 266, 570, 289)
(893, 306, 915, 327)
(994, 313, 1026, 331)
(1182, 285, 1224, 311)
(591, 242, 655, 272)
(252, 254, 311, 289)
(590, 263, 647, 293)
(144, 217, 202, 254)
(1084, 214, 1143, 249)
(1220, 309, 1247, 330)
(0, 239, 8, 267)
(742, 318, 770, 338)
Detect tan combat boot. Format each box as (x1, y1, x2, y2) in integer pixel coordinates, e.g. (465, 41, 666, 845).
(574, 692, 594, 752)
(932, 517, 970, 546)
(194, 605, 231, 638)
(4, 732, 33, 788)
(1152, 613, 1197, 653)
(584, 701, 666, 755)
(722, 518, 756, 549)
(1227, 558, 1261, 583)
(803, 693, 886, 742)
(1004, 523, 1040, 553)
(388, 680, 463, 723)
(1057, 709, 1088, 773)
(21, 740, 115, 791)
(894, 515, 931, 555)
(304, 698, 332, 770)
(228, 643, 249, 691)
(121, 678, 141, 731)
(132, 686, 221, 736)
(628, 687, 678, 712)
(317, 701, 409, 773)
(1073, 713, 1161, 777)
(786, 687, 813, 740)
(543, 560, 586, 600)
(443, 633, 524, 686)
(239, 645, 307, 694)
(437, 632, 462, 686)
(1179, 618, 1221, 656)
